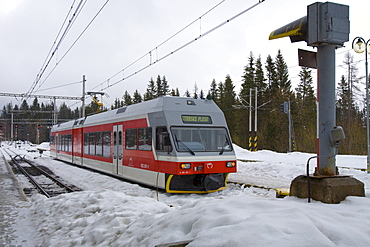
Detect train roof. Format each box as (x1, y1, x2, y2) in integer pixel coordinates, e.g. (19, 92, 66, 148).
(51, 96, 223, 131)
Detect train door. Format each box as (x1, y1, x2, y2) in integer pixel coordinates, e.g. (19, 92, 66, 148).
(55, 133, 59, 159)
(112, 125, 123, 174)
(72, 127, 83, 166)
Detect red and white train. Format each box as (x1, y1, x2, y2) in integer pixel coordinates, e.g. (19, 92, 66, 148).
(50, 96, 237, 193)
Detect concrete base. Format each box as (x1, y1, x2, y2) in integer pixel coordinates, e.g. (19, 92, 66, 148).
(290, 175, 365, 204)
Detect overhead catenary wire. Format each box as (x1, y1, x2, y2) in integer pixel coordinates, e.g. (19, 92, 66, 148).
(35, 0, 78, 82)
(36, 81, 82, 93)
(25, 0, 87, 100)
(34, 0, 111, 95)
(89, 0, 227, 92)
(91, 0, 266, 93)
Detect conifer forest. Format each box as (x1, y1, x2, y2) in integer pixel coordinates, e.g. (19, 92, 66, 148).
(1, 50, 366, 155)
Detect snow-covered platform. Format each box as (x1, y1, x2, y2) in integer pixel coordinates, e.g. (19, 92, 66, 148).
(0, 152, 32, 246)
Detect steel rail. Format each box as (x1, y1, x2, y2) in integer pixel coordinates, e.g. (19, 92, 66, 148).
(10, 154, 51, 198)
(23, 159, 76, 193)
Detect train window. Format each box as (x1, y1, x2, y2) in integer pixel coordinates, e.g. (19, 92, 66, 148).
(113, 131, 117, 146)
(171, 127, 232, 153)
(50, 136, 54, 145)
(118, 131, 122, 146)
(61, 135, 65, 151)
(68, 134, 72, 152)
(126, 128, 137, 150)
(138, 127, 152, 151)
(103, 131, 111, 158)
(96, 132, 103, 156)
(63, 135, 69, 152)
(156, 126, 173, 153)
(116, 107, 127, 114)
(89, 132, 96, 155)
(84, 133, 89, 154)
(61, 135, 71, 152)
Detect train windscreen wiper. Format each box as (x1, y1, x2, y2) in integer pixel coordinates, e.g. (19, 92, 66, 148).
(219, 135, 230, 155)
(175, 135, 195, 155)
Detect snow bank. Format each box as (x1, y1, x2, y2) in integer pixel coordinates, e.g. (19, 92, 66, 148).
(20, 190, 370, 247)
(22, 190, 171, 246)
(4, 143, 370, 246)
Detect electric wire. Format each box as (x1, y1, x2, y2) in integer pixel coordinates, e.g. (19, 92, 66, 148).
(91, 0, 266, 93)
(89, 0, 227, 92)
(36, 81, 82, 93)
(34, 0, 110, 95)
(35, 0, 77, 82)
(26, 0, 87, 100)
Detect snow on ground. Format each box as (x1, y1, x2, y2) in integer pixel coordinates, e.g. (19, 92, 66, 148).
(2, 143, 370, 246)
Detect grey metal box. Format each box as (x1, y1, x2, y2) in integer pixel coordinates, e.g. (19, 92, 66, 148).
(307, 2, 349, 46)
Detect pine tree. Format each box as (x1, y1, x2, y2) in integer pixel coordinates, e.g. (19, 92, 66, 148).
(156, 75, 163, 97)
(132, 90, 143, 104)
(296, 67, 316, 115)
(238, 53, 255, 148)
(240, 52, 256, 97)
(111, 97, 123, 110)
(184, 89, 191, 97)
(255, 55, 267, 99)
(275, 49, 291, 96)
(161, 75, 170, 96)
(144, 77, 156, 101)
(295, 67, 316, 152)
(31, 97, 40, 110)
(208, 79, 218, 100)
(200, 90, 204, 99)
(342, 52, 362, 104)
(216, 81, 224, 108)
(193, 83, 198, 99)
(337, 74, 365, 154)
(265, 54, 276, 95)
(20, 100, 29, 110)
(123, 90, 133, 105)
(222, 75, 236, 138)
(171, 87, 180, 96)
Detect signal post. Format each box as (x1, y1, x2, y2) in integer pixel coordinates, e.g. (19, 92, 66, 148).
(270, 2, 364, 203)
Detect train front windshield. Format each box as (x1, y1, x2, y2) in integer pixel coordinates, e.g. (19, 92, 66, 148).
(171, 127, 232, 153)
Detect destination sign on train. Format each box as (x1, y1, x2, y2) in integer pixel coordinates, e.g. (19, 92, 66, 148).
(181, 115, 212, 124)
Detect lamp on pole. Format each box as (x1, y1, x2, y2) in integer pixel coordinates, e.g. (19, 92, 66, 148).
(352, 37, 370, 173)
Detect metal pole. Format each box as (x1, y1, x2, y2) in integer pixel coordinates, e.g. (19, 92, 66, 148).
(10, 113, 13, 142)
(365, 44, 370, 174)
(53, 97, 57, 125)
(254, 87, 258, 151)
(248, 87, 252, 151)
(82, 75, 86, 119)
(316, 45, 337, 176)
(352, 37, 370, 174)
(288, 101, 292, 153)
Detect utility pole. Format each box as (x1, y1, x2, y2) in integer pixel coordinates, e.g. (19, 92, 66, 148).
(280, 101, 294, 152)
(53, 97, 57, 125)
(248, 88, 252, 151)
(287, 101, 292, 152)
(82, 75, 86, 118)
(270, 2, 364, 203)
(10, 113, 13, 142)
(254, 87, 258, 151)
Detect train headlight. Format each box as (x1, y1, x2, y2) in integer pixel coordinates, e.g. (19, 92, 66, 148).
(226, 161, 236, 168)
(180, 163, 191, 169)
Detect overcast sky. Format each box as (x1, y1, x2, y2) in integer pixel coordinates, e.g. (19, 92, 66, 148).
(1, 0, 369, 111)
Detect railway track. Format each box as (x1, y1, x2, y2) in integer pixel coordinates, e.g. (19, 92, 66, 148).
(2, 147, 288, 198)
(2, 148, 82, 198)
